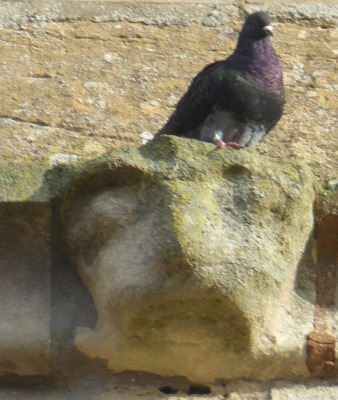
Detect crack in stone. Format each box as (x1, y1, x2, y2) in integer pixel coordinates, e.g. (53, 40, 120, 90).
(0, 115, 84, 134)
(0, 115, 48, 127)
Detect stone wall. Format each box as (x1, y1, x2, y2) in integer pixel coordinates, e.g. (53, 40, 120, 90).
(0, 0, 337, 187)
(0, 1, 337, 399)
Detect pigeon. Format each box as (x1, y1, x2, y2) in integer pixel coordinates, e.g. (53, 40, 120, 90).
(157, 12, 284, 149)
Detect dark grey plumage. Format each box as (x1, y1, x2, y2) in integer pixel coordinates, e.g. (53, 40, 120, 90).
(157, 12, 285, 148)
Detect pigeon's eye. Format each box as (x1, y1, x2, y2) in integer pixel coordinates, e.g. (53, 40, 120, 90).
(252, 20, 259, 28)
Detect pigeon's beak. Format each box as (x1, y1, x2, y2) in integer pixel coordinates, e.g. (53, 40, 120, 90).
(263, 25, 274, 36)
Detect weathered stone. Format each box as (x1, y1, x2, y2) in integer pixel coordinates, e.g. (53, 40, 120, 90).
(0, 202, 51, 376)
(63, 135, 316, 382)
(307, 331, 336, 376)
(0, 159, 106, 380)
(309, 186, 338, 375)
(0, 160, 52, 377)
(0, 376, 337, 399)
(0, 161, 49, 202)
(270, 381, 338, 400)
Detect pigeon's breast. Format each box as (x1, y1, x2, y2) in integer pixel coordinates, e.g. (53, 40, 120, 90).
(216, 68, 284, 125)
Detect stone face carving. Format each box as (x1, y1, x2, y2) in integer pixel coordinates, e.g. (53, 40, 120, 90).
(63, 135, 316, 382)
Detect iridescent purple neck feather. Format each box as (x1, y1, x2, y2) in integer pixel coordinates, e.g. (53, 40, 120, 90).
(230, 37, 283, 96)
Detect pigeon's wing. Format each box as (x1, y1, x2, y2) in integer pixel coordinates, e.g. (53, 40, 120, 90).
(158, 61, 226, 138)
(158, 60, 284, 141)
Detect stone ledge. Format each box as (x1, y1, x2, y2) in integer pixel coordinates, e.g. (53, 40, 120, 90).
(0, 377, 337, 399)
(0, 0, 337, 28)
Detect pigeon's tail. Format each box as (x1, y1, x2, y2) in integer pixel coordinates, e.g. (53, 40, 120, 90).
(156, 127, 165, 136)
(157, 121, 175, 136)
(157, 120, 188, 138)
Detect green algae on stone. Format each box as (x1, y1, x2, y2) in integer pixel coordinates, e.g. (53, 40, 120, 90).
(0, 160, 49, 202)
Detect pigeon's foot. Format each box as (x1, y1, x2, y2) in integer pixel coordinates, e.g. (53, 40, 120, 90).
(214, 139, 243, 150)
(224, 142, 243, 149)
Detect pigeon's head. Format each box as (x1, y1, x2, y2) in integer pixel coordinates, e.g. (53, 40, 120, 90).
(241, 12, 274, 41)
